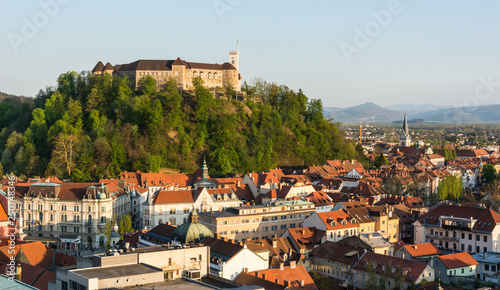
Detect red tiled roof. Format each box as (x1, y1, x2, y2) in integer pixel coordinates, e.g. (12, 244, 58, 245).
(235, 272, 286, 290)
(354, 251, 429, 283)
(287, 227, 325, 250)
(250, 264, 316, 290)
(0, 262, 55, 290)
(403, 243, 442, 258)
(309, 242, 364, 265)
(418, 205, 500, 233)
(316, 210, 359, 231)
(437, 252, 478, 269)
(0, 241, 61, 268)
(152, 190, 194, 204)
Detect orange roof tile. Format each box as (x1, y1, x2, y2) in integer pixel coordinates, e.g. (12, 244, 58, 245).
(403, 243, 442, 258)
(437, 252, 478, 269)
(316, 210, 359, 231)
(250, 264, 316, 290)
(152, 190, 194, 204)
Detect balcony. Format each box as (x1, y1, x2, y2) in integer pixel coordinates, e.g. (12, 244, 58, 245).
(442, 224, 470, 231)
(426, 234, 459, 241)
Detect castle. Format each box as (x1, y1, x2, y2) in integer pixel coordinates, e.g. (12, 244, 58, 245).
(92, 51, 241, 91)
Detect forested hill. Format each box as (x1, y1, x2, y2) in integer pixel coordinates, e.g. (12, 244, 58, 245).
(0, 72, 359, 181)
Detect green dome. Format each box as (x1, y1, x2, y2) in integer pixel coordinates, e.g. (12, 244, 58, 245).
(171, 211, 213, 244)
(97, 192, 107, 199)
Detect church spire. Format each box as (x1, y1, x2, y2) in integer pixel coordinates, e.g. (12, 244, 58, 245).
(402, 112, 409, 136)
(202, 157, 209, 180)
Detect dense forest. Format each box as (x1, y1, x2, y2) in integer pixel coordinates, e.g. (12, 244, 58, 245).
(0, 72, 359, 181)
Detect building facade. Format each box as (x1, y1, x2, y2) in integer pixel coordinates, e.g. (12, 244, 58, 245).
(414, 205, 500, 254)
(92, 51, 241, 91)
(198, 200, 316, 242)
(12, 180, 129, 250)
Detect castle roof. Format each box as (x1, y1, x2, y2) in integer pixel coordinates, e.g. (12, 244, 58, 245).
(103, 62, 114, 71)
(92, 61, 104, 72)
(172, 57, 184, 66)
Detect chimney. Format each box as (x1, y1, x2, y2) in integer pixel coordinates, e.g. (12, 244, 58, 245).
(275, 279, 281, 285)
(237, 180, 241, 187)
(300, 280, 305, 288)
(272, 240, 277, 248)
(244, 268, 248, 273)
(15, 264, 21, 281)
(290, 260, 296, 269)
(229, 239, 234, 244)
(215, 233, 220, 239)
(284, 280, 289, 287)
(262, 273, 267, 280)
(280, 262, 284, 270)
(224, 237, 228, 242)
(239, 242, 244, 246)
(254, 272, 259, 277)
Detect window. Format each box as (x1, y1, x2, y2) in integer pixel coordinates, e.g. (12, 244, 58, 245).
(485, 264, 490, 271)
(290, 223, 296, 228)
(484, 247, 487, 253)
(50, 225, 53, 231)
(476, 246, 480, 253)
(461, 268, 464, 274)
(469, 234, 472, 240)
(170, 209, 176, 214)
(484, 236, 488, 242)
(50, 214, 53, 221)
(271, 216, 278, 221)
(492, 265, 497, 272)
(101, 216, 106, 223)
(430, 229, 434, 235)
(271, 225, 278, 231)
(281, 224, 287, 230)
(461, 233, 465, 239)
(461, 244, 465, 251)
(101, 207, 106, 212)
(468, 245, 472, 252)
(281, 215, 287, 220)
(476, 235, 480, 241)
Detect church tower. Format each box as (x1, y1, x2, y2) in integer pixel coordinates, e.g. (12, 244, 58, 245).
(202, 157, 209, 180)
(399, 113, 412, 147)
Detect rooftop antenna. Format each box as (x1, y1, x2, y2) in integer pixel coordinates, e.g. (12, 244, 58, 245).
(236, 37, 239, 51)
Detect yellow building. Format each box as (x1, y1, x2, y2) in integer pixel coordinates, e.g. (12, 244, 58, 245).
(345, 205, 399, 243)
(198, 200, 316, 242)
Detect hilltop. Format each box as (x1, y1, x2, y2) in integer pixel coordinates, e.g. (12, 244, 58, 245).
(0, 73, 357, 181)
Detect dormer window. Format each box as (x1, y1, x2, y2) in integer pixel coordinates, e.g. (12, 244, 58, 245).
(341, 220, 347, 226)
(330, 220, 337, 227)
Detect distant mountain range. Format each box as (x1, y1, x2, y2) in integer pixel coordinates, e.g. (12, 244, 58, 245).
(324, 102, 500, 123)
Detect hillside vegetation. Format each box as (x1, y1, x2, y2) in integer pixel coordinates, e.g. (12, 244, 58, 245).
(0, 72, 357, 181)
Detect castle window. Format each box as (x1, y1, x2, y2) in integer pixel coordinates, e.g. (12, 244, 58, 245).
(193, 71, 197, 77)
(208, 72, 212, 79)
(214, 73, 218, 79)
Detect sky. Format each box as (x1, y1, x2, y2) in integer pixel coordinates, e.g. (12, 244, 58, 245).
(1, 0, 500, 108)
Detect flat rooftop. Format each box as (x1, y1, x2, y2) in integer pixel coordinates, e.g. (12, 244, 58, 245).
(117, 278, 221, 290)
(94, 244, 206, 256)
(72, 263, 161, 279)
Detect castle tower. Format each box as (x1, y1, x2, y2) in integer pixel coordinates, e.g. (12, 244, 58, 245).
(399, 113, 412, 147)
(229, 51, 239, 70)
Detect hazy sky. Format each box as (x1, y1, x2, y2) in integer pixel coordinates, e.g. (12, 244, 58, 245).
(2, 0, 500, 108)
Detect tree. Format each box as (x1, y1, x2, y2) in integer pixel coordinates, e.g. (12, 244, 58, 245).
(52, 133, 78, 176)
(103, 216, 115, 250)
(374, 153, 389, 168)
(119, 214, 133, 235)
(137, 75, 156, 96)
(438, 175, 463, 201)
(481, 164, 497, 184)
